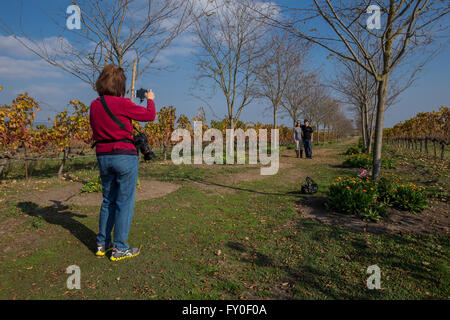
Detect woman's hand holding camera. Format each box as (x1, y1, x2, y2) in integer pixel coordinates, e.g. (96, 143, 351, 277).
(145, 89, 155, 100)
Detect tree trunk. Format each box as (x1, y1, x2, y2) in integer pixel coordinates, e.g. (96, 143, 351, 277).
(0, 159, 6, 178)
(58, 149, 67, 179)
(372, 78, 389, 181)
(317, 125, 320, 144)
(24, 144, 29, 181)
(367, 103, 375, 154)
(368, 126, 375, 155)
(441, 142, 445, 160)
(433, 140, 437, 159)
(273, 106, 278, 129)
(292, 111, 298, 128)
(360, 109, 366, 150)
(130, 60, 137, 102)
(425, 138, 429, 157)
(362, 103, 370, 152)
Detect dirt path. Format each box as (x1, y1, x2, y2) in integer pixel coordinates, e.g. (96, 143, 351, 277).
(12, 141, 351, 206)
(191, 161, 296, 195)
(23, 179, 181, 207)
(191, 140, 353, 195)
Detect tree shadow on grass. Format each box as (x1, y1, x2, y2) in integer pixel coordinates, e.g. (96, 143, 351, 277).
(328, 164, 357, 171)
(226, 215, 443, 299)
(225, 240, 363, 299)
(17, 201, 97, 254)
(185, 178, 291, 196)
(294, 215, 446, 290)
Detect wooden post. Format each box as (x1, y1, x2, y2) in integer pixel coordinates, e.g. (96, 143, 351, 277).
(130, 60, 137, 102)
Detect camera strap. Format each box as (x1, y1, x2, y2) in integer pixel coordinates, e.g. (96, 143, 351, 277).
(91, 96, 136, 148)
(100, 95, 134, 135)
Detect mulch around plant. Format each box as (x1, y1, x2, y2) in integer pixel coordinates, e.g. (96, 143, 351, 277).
(296, 197, 449, 236)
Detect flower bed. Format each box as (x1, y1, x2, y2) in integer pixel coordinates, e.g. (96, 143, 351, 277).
(325, 173, 428, 222)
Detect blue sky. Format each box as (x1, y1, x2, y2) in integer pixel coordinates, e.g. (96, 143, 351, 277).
(0, 0, 449, 128)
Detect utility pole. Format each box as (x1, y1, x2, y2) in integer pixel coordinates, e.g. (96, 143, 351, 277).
(130, 60, 137, 102)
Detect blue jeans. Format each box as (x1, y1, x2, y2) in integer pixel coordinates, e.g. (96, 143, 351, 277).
(303, 139, 312, 158)
(96, 155, 138, 251)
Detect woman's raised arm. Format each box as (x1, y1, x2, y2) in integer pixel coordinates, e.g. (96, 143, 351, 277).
(123, 97, 156, 122)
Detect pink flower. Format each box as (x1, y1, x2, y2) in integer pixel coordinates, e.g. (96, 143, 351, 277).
(357, 169, 368, 179)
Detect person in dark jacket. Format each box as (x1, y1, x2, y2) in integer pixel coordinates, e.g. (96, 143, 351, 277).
(90, 64, 156, 261)
(301, 120, 314, 159)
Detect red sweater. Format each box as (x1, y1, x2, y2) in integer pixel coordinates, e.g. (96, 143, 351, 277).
(90, 95, 156, 155)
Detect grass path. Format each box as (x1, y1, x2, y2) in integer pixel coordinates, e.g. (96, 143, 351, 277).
(0, 139, 448, 299)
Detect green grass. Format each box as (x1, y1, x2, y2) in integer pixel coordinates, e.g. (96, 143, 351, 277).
(0, 139, 448, 299)
(139, 162, 257, 183)
(383, 144, 449, 201)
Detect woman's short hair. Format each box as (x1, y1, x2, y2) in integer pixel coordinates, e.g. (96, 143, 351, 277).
(95, 64, 126, 97)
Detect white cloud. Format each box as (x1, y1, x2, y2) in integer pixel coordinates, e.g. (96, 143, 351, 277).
(0, 35, 37, 58)
(0, 35, 73, 59)
(0, 56, 63, 79)
(6, 81, 96, 121)
(0, 35, 94, 116)
(193, 0, 280, 20)
(162, 34, 198, 57)
(0, 34, 82, 82)
(177, 34, 199, 45)
(143, 33, 199, 67)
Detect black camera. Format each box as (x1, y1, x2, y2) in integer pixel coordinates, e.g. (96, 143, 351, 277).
(136, 88, 147, 103)
(133, 132, 156, 161)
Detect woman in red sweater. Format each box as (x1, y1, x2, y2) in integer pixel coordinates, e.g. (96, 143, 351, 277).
(90, 65, 156, 261)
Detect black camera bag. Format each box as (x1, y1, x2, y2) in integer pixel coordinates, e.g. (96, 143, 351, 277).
(301, 177, 318, 194)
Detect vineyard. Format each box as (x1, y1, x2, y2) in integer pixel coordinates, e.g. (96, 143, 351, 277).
(0, 92, 351, 180)
(1, 0, 449, 303)
(384, 106, 449, 160)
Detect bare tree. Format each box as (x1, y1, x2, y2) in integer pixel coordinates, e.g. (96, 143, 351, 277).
(255, 0, 449, 180)
(301, 83, 340, 142)
(331, 110, 355, 139)
(319, 97, 342, 143)
(280, 72, 318, 126)
(331, 57, 377, 152)
(254, 31, 307, 128)
(330, 31, 425, 153)
(192, 0, 277, 129)
(1, 0, 194, 89)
